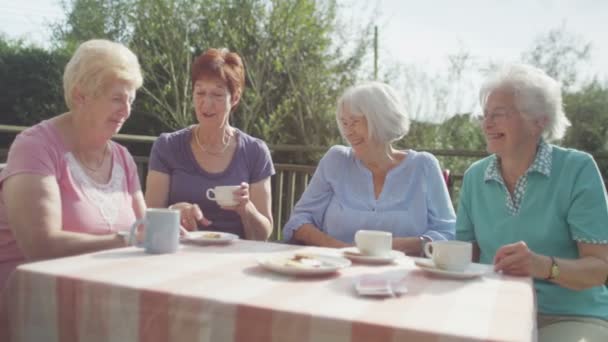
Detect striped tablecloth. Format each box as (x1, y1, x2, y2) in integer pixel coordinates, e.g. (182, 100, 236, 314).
(2, 240, 536, 342)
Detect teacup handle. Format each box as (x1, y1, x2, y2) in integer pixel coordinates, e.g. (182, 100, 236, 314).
(354, 231, 362, 246)
(423, 242, 434, 258)
(128, 218, 145, 247)
(206, 188, 216, 201)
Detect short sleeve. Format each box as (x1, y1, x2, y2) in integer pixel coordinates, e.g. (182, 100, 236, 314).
(0, 132, 58, 185)
(455, 168, 476, 242)
(567, 155, 608, 244)
(249, 139, 275, 183)
(148, 133, 172, 174)
(114, 143, 142, 194)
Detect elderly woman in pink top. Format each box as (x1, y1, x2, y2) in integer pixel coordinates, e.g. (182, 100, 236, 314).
(0, 39, 146, 289)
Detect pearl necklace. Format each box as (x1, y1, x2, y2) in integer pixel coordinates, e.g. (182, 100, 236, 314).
(194, 125, 233, 156)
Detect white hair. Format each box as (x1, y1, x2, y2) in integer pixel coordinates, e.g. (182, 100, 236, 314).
(480, 63, 571, 141)
(336, 81, 410, 144)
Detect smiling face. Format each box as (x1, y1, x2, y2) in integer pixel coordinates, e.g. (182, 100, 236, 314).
(75, 79, 136, 139)
(193, 78, 237, 128)
(338, 108, 380, 158)
(482, 88, 545, 159)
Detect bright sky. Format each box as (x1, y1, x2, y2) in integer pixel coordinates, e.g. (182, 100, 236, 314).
(347, 0, 608, 76)
(2, 0, 607, 120)
(341, 0, 608, 120)
(0, 0, 64, 45)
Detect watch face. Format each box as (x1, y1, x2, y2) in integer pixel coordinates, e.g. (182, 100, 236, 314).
(551, 264, 560, 278)
(549, 258, 560, 279)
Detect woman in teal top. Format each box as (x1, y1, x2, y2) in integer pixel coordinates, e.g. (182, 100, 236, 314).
(456, 63, 608, 342)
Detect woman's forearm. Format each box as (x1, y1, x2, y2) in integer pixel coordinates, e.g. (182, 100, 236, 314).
(292, 224, 350, 248)
(25, 231, 126, 261)
(541, 255, 608, 290)
(392, 237, 424, 256)
(240, 202, 272, 241)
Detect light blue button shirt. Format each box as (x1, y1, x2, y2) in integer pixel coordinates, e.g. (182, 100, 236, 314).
(282, 145, 456, 243)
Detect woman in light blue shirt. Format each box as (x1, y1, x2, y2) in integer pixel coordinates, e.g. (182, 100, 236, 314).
(456, 64, 608, 341)
(282, 82, 455, 255)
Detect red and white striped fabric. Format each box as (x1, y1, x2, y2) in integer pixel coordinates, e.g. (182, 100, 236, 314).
(3, 240, 536, 342)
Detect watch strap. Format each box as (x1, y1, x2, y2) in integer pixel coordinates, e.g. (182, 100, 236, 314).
(419, 236, 431, 257)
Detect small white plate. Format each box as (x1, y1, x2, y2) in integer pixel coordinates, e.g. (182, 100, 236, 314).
(414, 259, 491, 279)
(340, 247, 404, 265)
(257, 253, 351, 276)
(181, 231, 239, 245)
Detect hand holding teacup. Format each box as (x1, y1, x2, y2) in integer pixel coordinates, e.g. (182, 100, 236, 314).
(206, 183, 251, 215)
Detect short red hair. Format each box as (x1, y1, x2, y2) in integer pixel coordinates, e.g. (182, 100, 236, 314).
(191, 48, 245, 101)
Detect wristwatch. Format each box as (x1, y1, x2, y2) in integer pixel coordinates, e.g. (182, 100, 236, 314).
(419, 236, 432, 257)
(547, 256, 560, 280)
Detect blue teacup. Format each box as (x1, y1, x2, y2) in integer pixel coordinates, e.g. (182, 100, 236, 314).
(128, 208, 180, 254)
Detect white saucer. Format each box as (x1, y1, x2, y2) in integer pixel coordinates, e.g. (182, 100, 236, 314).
(414, 259, 491, 279)
(181, 231, 239, 245)
(257, 253, 351, 276)
(340, 247, 404, 265)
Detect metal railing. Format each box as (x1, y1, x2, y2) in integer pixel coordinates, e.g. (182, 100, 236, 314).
(3, 124, 608, 241)
(271, 164, 315, 241)
(0, 125, 322, 241)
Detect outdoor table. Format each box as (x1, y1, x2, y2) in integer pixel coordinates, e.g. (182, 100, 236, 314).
(3, 239, 536, 342)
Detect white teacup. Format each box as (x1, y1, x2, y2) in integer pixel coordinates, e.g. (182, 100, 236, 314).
(424, 240, 472, 271)
(355, 230, 392, 256)
(206, 185, 240, 206)
(128, 208, 180, 254)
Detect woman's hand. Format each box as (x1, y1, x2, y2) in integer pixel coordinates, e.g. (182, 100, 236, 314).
(170, 202, 211, 231)
(494, 241, 550, 278)
(221, 182, 252, 216)
(392, 237, 425, 256)
(292, 224, 352, 248)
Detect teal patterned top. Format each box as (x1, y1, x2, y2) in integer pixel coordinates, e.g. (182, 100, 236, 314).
(456, 141, 608, 319)
(483, 140, 552, 215)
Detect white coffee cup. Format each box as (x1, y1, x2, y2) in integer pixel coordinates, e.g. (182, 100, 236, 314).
(354, 230, 392, 256)
(128, 208, 181, 254)
(424, 240, 472, 271)
(206, 185, 240, 206)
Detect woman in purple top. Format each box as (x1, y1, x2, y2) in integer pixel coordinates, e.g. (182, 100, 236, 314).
(145, 48, 275, 240)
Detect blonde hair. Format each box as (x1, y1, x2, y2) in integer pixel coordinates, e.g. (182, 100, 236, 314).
(63, 39, 143, 110)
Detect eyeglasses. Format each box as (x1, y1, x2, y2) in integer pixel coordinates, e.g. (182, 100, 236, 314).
(474, 109, 515, 125)
(340, 118, 364, 130)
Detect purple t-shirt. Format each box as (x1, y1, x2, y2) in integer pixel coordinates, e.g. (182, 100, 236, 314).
(148, 127, 275, 237)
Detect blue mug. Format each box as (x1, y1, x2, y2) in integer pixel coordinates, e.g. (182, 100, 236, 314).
(128, 208, 180, 254)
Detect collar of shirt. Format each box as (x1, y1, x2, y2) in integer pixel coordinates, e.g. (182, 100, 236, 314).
(484, 139, 553, 184)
